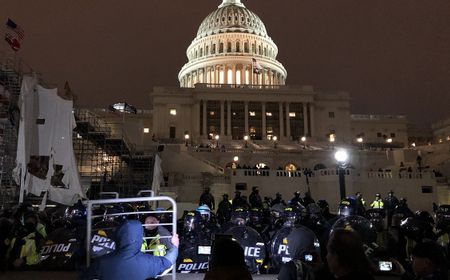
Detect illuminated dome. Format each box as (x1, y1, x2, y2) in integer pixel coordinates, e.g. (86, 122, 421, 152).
(179, 0, 287, 87)
(196, 2, 268, 39)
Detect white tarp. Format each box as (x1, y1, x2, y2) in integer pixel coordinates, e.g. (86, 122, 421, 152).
(151, 154, 163, 196)
(14, 76, 85, 205)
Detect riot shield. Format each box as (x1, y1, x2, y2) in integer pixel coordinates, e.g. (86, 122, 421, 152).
(225, 225, 266, 273)
(269, 226, 294, 271)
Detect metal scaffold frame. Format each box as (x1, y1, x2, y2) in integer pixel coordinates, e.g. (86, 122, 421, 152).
(73, 108, 156, 198)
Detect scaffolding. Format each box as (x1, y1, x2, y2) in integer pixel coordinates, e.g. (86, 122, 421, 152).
(0, 53, 21, 207)
(73, 109, 156, 199)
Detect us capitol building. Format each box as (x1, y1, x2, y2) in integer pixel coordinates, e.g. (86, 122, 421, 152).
(1, 0, 437, 211)
(150, 0, 408, 146)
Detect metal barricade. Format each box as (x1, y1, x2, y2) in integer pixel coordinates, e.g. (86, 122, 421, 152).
(98, 192, 120, 199)
(86, 196, 177, 280)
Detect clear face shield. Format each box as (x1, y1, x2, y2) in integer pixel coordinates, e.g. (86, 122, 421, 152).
(184, 217, 196, 232)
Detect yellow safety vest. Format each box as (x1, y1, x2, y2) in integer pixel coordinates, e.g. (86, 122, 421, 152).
(141, 233, 167, 256)
(8, 232, 41, 266)
(370, 199, 384, 209)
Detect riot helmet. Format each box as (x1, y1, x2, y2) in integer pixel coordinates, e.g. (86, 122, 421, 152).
(435, 204, 450, 231)
(196, 204, 211, 223)
(287, 226, 321, 260)
(270, 203, 286, 221)
(249, 207, 263, 225)
(400, 216, 430, 242)
(414, 210, 434, 227)
(102, 204, 125, 223)
(231, 207, 249, 226)
(283, 207, 299, 227)
(183, 211, 200, 232)
(331, 215, 377, 248)
(64, 203, 87, 225)
(338, 197, 362, 217)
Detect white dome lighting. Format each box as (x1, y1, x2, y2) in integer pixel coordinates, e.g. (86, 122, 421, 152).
(334, 149, 349, 164)
(178, 0, 287, 87)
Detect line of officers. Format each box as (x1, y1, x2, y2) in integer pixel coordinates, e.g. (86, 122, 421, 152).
(186, 186, 450, 274)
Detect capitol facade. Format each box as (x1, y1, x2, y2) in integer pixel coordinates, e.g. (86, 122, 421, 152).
(150, 0, 408, 148)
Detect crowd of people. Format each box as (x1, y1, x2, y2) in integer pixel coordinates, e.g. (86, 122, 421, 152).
(0, 187, 449, 279)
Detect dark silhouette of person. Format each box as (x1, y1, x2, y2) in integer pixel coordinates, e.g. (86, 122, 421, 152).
(199, 187, 215, 210)
(217, 194, 232, 225)
(302, 192, 315, 206)
(289, 191, 304, 208)
(327, 229, 375, 279)
(204, 237, 252, 280)
(272, 192, 286, 206)
(249, 186, 262, 209)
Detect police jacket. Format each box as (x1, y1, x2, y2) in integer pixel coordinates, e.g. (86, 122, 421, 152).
(86, 220, 177, 280)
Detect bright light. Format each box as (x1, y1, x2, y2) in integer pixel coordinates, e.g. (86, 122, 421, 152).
(169, 109, 177, 116)
(249, 111, 256, 117)
(244, 135, 249, 141)
(386, 138, 393, 143)
(273, 136, 278, 141)
(289, 112, 296, 117)
(184, 134, 190, 140)
(329, 134, 336, 143)
(356, 137, 363, 143)
(266, 112, 272, 117)
(143, 128, 150, 134)
(411, 142, 416, 147)
(334, 149, 349, 163)
(301, 136, 306, 142)
(215, 135, 220, 140)
(233, 156, 239, 162)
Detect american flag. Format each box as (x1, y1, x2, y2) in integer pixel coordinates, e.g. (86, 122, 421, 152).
(6, 18, 25, 40)
(252, 58, 262, 74)
(4, 33, 21, 51)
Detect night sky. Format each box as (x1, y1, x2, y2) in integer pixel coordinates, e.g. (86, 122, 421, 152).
(1, 0, 449, 125)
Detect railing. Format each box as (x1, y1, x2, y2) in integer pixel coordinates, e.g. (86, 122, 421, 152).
(186, 149, 225, 173)
(86, 196, 177, 280)
(230, 168, 436, 180)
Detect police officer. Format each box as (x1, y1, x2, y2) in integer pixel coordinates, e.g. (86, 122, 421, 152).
(317, 200, 336, 221)
(289, 191, 304, 208)
(7, 211, 46, 268)
(383, 191, 399, 227)
(302, 192, 315, 207)
(370, 194, 384, 209)
(217, 194, 232, 225)
(142, 214, 173, 256)
(249, 186, 263, 209)
(272, 192, 286, 206)
(199, 187, 215, 210)
(232, 191, 249, 210)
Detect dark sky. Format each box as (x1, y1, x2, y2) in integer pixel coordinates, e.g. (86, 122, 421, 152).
(2, 0, 450, 125)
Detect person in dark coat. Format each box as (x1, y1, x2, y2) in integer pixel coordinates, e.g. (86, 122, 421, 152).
(326, 229, 375, 280)
(289, 191, 304, 208)
(199, 187, 215, 210)
(277, 226, 327, 280)
(86, 220, 178, 280)
(249, 186, 263, 209)
(217, 194, 232, 225)
(272, 192, 286, 206)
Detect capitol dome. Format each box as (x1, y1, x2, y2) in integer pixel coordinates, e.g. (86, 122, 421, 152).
(179, 0, 287, 88)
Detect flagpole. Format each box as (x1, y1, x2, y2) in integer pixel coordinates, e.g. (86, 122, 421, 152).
(251, 59, 254, 86)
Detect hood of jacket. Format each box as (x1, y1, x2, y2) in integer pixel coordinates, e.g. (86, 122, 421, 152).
(287, 226, 319, 259)
(116, 220, 144, 255)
